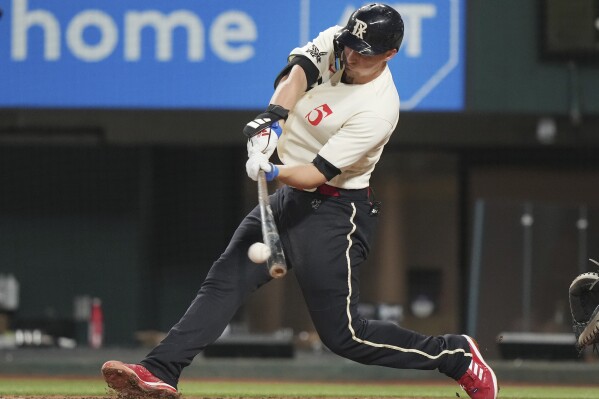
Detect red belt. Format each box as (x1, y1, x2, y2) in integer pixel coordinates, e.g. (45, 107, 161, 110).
(316, 184, 342, 197)
(315, 184, 370, 199)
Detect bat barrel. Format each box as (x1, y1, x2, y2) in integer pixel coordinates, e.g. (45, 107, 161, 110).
(269, 263, 287, 278)
(257, 171, 288, 279)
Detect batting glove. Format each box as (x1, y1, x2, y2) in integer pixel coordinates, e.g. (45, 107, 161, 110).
(246, 154, 279, 182)
(247, 121, 282, 159)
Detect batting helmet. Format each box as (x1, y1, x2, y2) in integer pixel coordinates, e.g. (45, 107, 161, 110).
(335, 3, 404, 55)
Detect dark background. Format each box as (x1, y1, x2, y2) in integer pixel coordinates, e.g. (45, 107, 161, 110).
(1, 0, 599, 357)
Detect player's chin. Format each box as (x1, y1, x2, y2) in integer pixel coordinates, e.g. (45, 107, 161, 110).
(343, 69, 356, 82)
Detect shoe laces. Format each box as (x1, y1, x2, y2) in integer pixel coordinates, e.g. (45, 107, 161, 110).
(458, 360, 486, 393)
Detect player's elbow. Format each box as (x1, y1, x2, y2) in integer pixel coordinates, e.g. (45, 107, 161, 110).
(284, 177, 326, 191)
(277, 164, 327, 190)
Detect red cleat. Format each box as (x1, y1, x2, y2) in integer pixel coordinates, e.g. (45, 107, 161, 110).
(457, 335, 498, 399)
(101, 360, 180, 399)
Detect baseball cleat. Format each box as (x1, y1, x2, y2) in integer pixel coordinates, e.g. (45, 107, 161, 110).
(457, 335, 498, 399)
(101, 360, 180, 399)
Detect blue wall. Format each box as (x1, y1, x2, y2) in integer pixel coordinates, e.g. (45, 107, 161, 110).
(0, 0, 465, 110)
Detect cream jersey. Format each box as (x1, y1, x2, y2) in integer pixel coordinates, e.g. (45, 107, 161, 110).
(277, 26, 400, 190)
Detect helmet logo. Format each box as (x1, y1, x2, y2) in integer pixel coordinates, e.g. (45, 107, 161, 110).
(351, 19, 368, 39)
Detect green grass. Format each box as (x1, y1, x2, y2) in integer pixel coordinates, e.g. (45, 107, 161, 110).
(0, 377, 598, 398)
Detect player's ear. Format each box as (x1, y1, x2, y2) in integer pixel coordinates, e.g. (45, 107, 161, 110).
(383, 49, 398, 62)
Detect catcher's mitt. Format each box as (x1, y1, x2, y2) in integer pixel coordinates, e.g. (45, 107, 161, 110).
(569, 259, 599, 352)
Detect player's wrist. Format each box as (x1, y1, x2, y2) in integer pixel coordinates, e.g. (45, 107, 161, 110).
(243, 105, 289, 138)
(264, 163, 279, 181)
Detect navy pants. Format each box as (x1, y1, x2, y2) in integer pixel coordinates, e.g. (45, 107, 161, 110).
(141, 185, 471, 388)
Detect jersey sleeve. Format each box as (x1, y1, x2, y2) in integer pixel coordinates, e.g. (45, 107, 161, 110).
(286, 26, 341, 87)
(317, 114, 395, 171)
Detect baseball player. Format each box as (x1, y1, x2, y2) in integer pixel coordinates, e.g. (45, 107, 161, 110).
(101, 4, 498, 399)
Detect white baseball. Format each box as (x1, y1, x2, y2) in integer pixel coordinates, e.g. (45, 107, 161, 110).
(248, 242, 271, 263)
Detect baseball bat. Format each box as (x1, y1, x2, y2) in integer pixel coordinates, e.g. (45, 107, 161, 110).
(257, 170, 287, 278)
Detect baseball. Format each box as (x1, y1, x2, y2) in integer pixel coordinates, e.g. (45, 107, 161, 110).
(248, 242, 271, 263)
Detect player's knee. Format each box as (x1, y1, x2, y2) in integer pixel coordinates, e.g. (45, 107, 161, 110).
(310, 312, 369, 360)
(322, 338, 353, 358)
(317, 329, 361, 360)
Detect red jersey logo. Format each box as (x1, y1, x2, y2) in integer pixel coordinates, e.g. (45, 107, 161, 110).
(305, 104, 333, 126)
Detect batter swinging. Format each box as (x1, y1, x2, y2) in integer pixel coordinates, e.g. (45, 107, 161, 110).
(102, 4, 498, 399)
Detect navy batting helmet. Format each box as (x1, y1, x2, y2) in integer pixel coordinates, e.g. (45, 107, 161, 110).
(336, 3, 404, 55)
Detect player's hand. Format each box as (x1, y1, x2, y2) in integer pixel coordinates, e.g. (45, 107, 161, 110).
(247, 121, 282, 159)
(246, 154, 279, 182)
